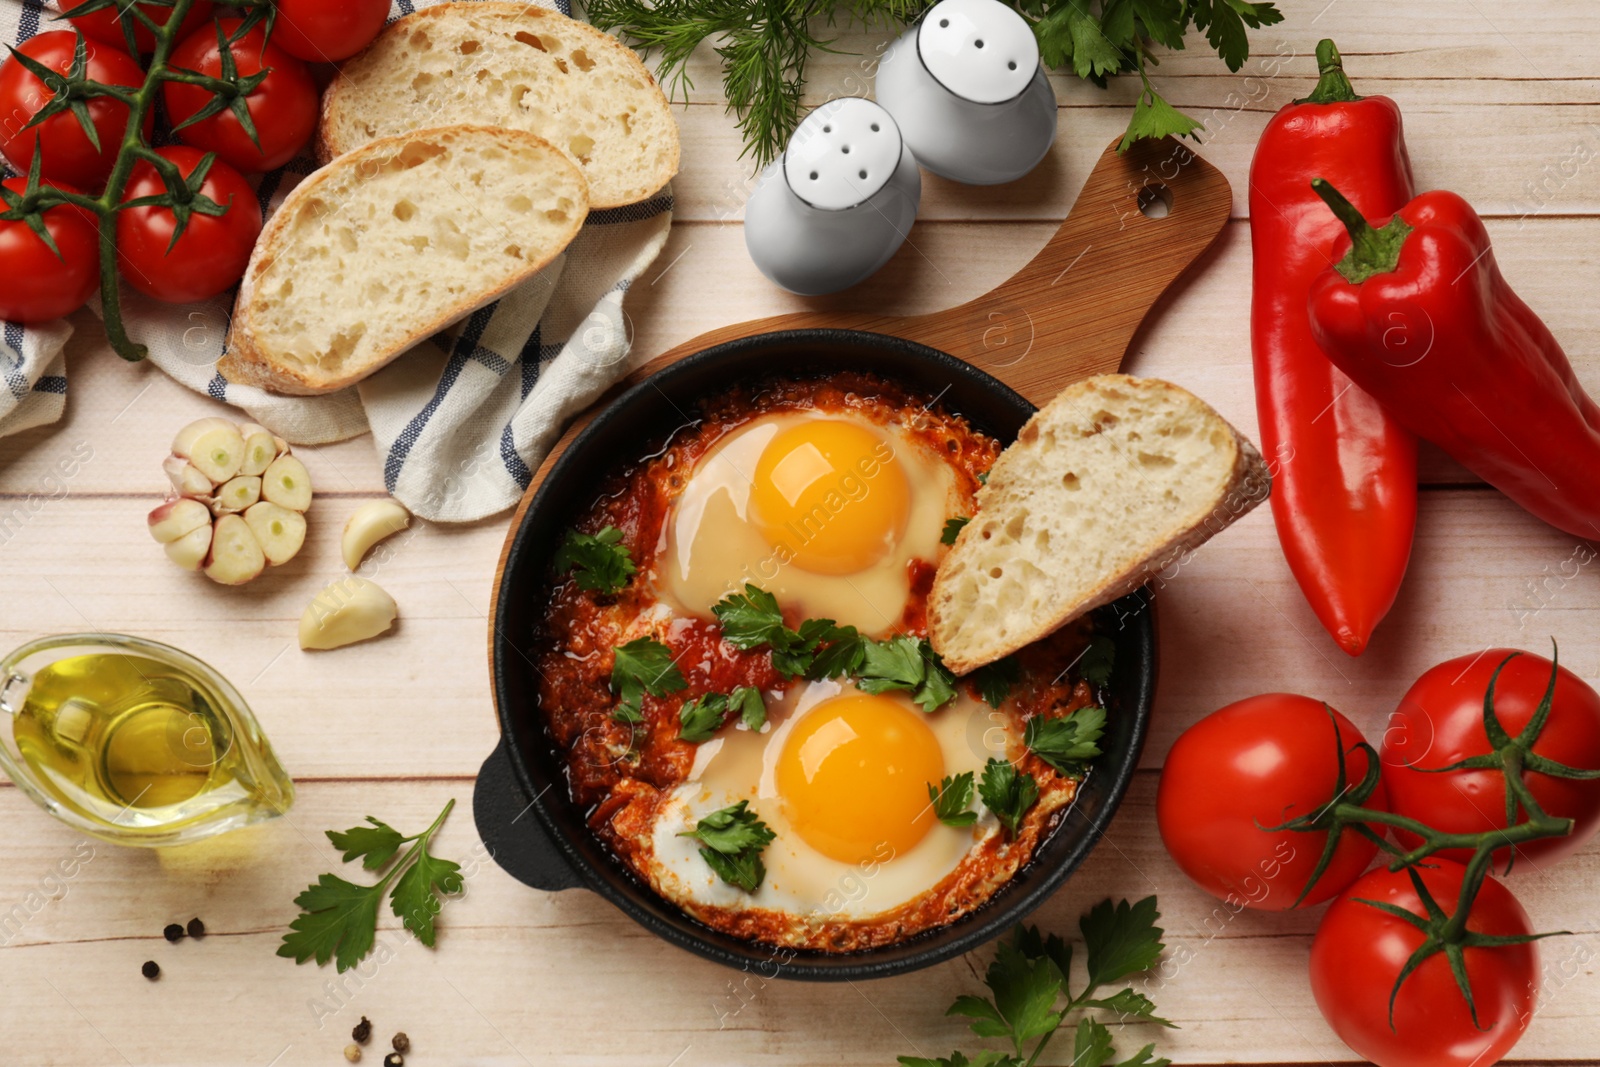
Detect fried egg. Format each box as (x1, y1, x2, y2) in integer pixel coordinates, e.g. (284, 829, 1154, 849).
(644, 679, 1013, 920)
(659, 411, 958, 636)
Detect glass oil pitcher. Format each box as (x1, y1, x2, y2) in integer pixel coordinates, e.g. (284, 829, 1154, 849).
(0, 633, 293, 846)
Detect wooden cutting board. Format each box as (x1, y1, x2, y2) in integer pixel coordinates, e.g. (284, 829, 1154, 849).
(521, 133, 1232, 498)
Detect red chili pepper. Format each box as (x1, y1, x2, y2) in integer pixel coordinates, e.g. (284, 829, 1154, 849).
(1250, 40, 1418, 656)
(1308, 183, 1600, 541)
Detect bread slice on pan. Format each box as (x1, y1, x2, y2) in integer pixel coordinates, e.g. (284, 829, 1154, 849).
(220, 125, 588, 397)
(318, 2, 679, 209)
(929, 375, 1271, 675)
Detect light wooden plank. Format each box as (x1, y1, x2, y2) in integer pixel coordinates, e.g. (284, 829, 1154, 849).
(0, 776, 1594, 1066)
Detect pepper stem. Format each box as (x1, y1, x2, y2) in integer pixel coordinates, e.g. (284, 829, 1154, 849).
(1298, 39, 1363, 104)
(1311, 178, 1413, 285)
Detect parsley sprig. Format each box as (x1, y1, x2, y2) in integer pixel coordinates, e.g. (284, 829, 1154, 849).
(929, 771, 978, 828)
(979, 758, 1039, 837)
(900, 897, 1173, 1067)
(278, 800, 463, 974)
(555, 525, 637, 594)
(679, 800, 776, 892)
(610, 636, 687, 723)
(1025, 707, 1107, 778)
(584, 0, 1284, 166)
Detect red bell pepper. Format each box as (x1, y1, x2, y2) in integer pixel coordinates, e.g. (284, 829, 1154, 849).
(1250, 39, 1419, 656)
(1308, 183, 1600, 541)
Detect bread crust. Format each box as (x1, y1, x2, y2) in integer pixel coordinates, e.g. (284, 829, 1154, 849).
(317, 2, 679, 209)
(219, 124, 588, 397)
(927, 375, 1272, 675)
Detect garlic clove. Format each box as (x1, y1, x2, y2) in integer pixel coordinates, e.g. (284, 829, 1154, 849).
(203, 514, 266, 586)
(238, 429, 280, 478)
(148, 498, 211, 544)
(262, 454, 313, 512)
(172, 418, 246, 484)
(164, 524, 213, 571)
(299, 577, 398, 651)
(211, 476, 262, 515)
(341, 500, 411, 571)
(164, 455, 215, 498)
(245, 502, 307, 566)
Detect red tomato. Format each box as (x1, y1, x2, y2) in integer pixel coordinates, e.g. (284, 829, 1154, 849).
(0, 177, 101, 324)
(64, 1, 216, 54)
(116, 147, 261, 304)
(270, 0, 390, 63)
(0, 31, 152, 190)
(163, 19, 316, 173)
(1382, 649, 1600, 866)
(1311, 862, 1538, 1067)
(1157, 694, 1388, 910)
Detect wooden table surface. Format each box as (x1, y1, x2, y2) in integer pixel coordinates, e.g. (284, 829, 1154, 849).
(4, 3, 1600, 1064)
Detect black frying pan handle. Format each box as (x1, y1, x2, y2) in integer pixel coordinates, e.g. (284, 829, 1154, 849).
(473, 739, 587, 892)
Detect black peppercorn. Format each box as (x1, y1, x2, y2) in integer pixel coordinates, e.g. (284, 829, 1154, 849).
(352, 1017, 372, 1044)
(391, 1033, 410, 1054)
(186, 918, 205, 939)
(383, 1055, 403, 1067)
(141, 960, 160, 979)
(162, 923, 185, 942)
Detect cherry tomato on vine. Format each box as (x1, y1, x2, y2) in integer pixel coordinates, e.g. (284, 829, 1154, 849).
(64, 0, 216, 54)
(163, 19, 317, 173)
(116, 147, 261, 304)
(1157, 694, 1389, 910)
(0, 31, 153, 190)
(0, 177, 101, 324)
(270, 0, 390, 63)
(1381, 649, 1600, 866)
(1311, 862, 1538, 1067)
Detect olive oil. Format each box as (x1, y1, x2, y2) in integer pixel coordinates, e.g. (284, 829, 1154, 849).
(0, 635, 293, 845)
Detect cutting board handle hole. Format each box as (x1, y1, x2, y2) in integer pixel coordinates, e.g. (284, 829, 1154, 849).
(1137, 182, 1173, 220)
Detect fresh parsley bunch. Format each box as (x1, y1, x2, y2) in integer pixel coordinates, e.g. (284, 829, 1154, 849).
(902, 897, 1174, 1067)
(582, 0, 1284, 166)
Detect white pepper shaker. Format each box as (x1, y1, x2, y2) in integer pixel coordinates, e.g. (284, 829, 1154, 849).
(744, 97, 921, 296)
(875, 0, 1058, 185)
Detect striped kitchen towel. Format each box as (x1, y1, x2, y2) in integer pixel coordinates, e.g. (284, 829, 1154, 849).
(0, 0, 673, 522)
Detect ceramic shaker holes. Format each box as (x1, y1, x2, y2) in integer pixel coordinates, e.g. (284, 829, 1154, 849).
(876, 0, 1058, 185)
(745, 98, 921, 296)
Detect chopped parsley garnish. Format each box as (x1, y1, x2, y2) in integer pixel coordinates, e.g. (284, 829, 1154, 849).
(730, 685, 767, 731)
(1079, 635, 1116, 688)
(971, 656, 1022, 709)
(554, 525, 636, 594)
(804, 620, 866, 680)
(979, 758, 1038, 837)
(857, 634, 959, 713)
(679, 800, 775, 892)
(712, 584, 818, 677)
(941, 516, 970, 545)
(610, 636, 686, 723)
(677, 693, 729, 743)
(929, 771, 978, 828)
(1025, 708, 1107, 778)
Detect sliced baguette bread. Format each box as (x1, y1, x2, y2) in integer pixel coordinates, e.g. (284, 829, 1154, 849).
(929, 375, 1271, 675)
(220, 125, 588, 396)
(318, 2, 679, 209)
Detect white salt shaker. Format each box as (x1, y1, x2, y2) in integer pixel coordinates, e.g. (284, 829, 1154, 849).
(875, 0, 1057, 185)
(744, 97, 921, 296)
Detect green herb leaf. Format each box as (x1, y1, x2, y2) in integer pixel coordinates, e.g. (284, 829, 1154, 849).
(1080, 896, 1165, 991)
(713, 584, 817, 677)
(899, 1053, 1022, 1067)
(1080, 635, 1116, 688)
(965, 937, 1065, 1056)
(730, 685, 767, 731)
(1114, 1046, 1172, 1067)
(679, 800, 776, 892)
(929, 771, 978, 828)
(1010, 924, 1073, 982)
(972, 656, 1022, 709)
(326, 817, 405, 871)
(1119, 74, 1205, 152)
(678, 692, 730, 743)
(280, 801, 461, 973)
(1025, 707, 1107, 777)
(555, 526, 636, 594)
(1072, 1017, 1117, 1067)
(611, 636, 686, 722)
(1189, 0, 1283, 71)
(1082, 988, 1175, 1028)
(979, 758, 1038, 837)
(805, 620, 866, 680)
(855, 635, 959, 713)
(942, 516, 970, 545)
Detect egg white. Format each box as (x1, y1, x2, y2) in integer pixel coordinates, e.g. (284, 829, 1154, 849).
(643, 679, 1016, 920)
(656, 411, 959, 636)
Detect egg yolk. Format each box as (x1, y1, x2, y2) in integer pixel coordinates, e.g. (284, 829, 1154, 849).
(750, 419, 911, 576)
(775, 693, 944, 864)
